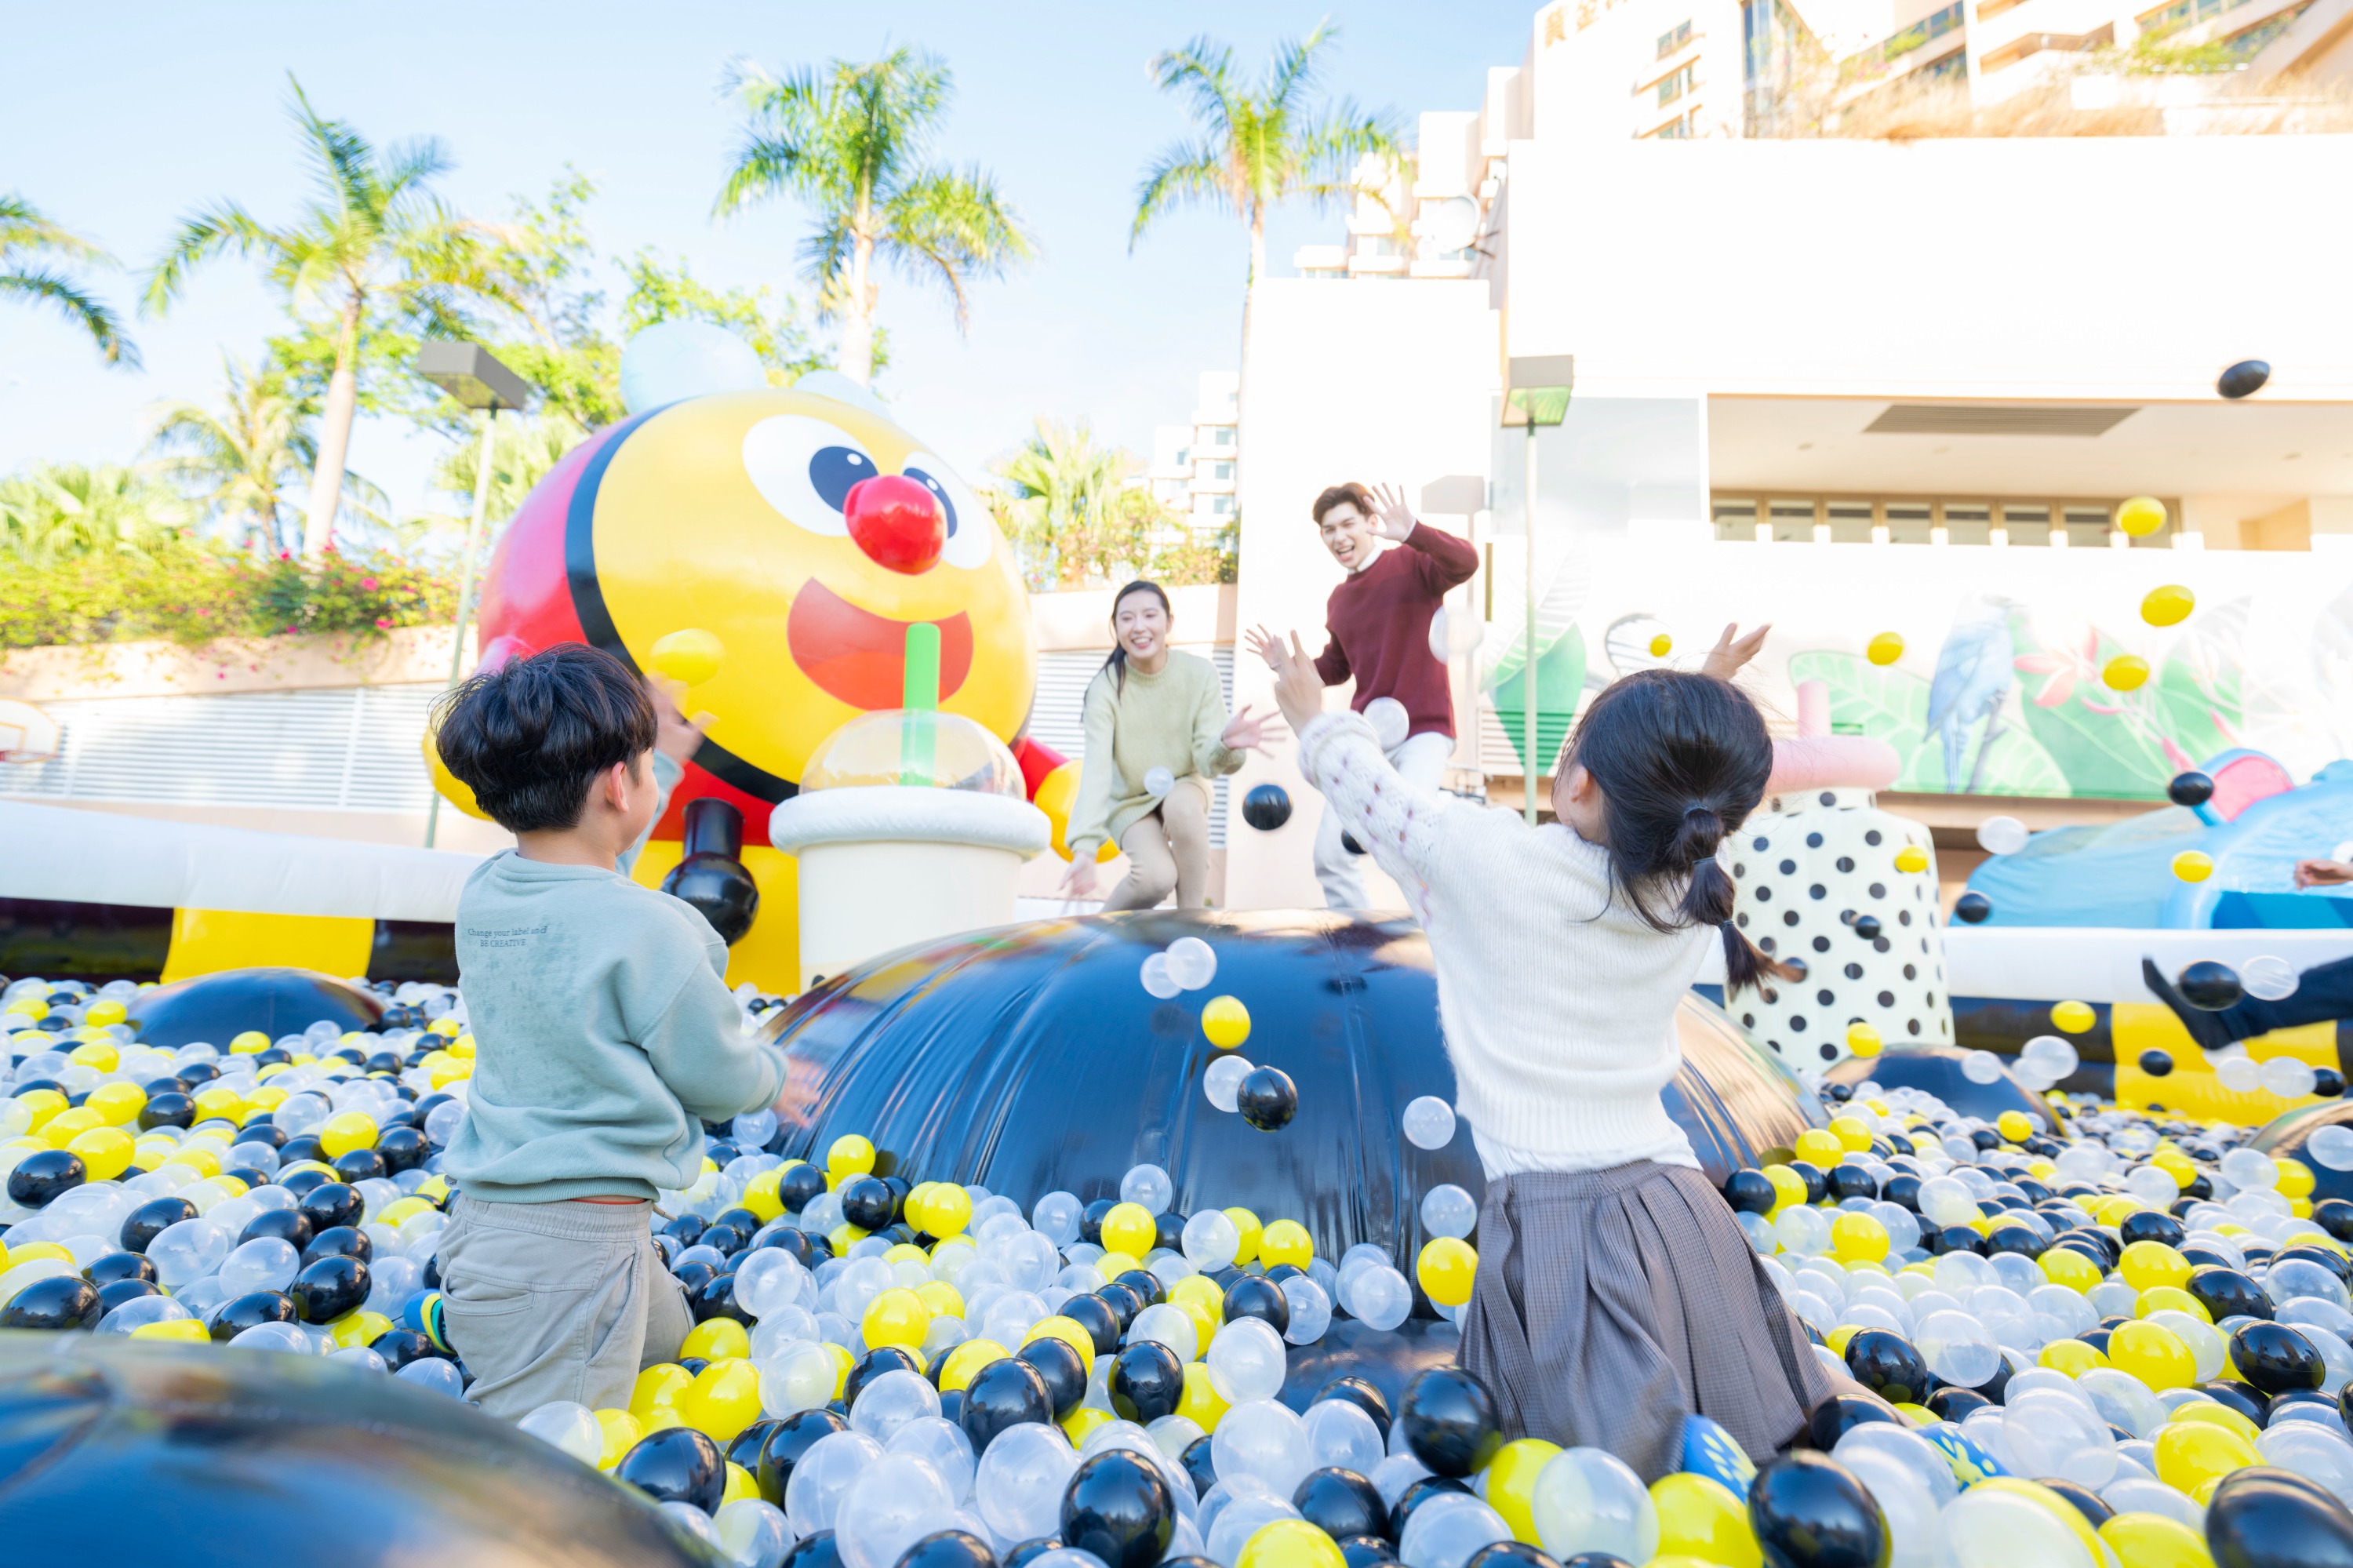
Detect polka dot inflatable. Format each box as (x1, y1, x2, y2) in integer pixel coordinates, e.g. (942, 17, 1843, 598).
(1729, 787, 1954, 1074)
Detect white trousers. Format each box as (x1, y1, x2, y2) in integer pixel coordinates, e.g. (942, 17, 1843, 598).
(1312, 729, 1455, 909)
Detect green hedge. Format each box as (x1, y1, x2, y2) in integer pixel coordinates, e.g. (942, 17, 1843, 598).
(0, 543, 459, 650)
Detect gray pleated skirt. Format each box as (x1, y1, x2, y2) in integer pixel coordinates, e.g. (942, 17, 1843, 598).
(1459, 1160, 1834, 1482)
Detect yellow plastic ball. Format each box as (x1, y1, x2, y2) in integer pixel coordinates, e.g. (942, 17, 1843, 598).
(329, 1310, 393, 1348)
(1060, 1406, 1112, 1445)
(1169, 1273, 1226, 1326)
(1970, 1479, 2111, 1566)
(1647, 632, 1673, 658)
(18, 1088, 69, 1131)
(82, 998, 128, 1028)
(165, 1146, 220, 1179)
(2138, 1286, 2210, 1323)
(42, 1106, 104, 1148)
(1482, 1438, 1563, 1545)
(2278, 1159, 2316, 1200)
(1201, 995, 1252, 1050)
(132, 1318, 211, 1343)
(1237, 1518, 1348, 1568)
(631, 1363, 693, 1417)
(2039, 1338, 2108, 1376)
(679, 1358, 764, 1442)
(1795, 1129, 1846, 1166)
(862, 1288, 932, 1351)
(2151, 1150, 2197, 1189)
(2109, 1321, 2198, 1392)
(649, 627, 726, 687)
(2098, 1510, 2213, 1568)
(1258, 1219, 1313, 1271)
(228, 1029, 270, 1053)
(1830, 1211, 1890, 1264)
(2169, 1402, 2260, 1447)
(940, 1339, 1009, 1392)
(2038, 1246, 2103, 1293)
(827, 1134, 875, 1177)
(1846, 1025, 1884, 1064)
(2153, 1417, 2257, 1494)
(1023, 1315, 1100, 1368)
(68, 1039, 119, 1072)
(1176, 1359, 1229, 1432)
(1893, 844, 1929, 874)
(2102, 655, 2151, 692)
(1650, 1472, 1762, 1568)
(67, 1126, 135, 1181)
(593, 1409, 642, 1469)
(741, 1170, 785, 1224)
(447, 1033, 476, 1060)
(1828, 1116, 1874, 1151)
(1225, 1207, 1263, 1265)
(1992, 1111, 2031, 1145)
(1762, 1165, 1809, 1212)
(1417, 1237, 1478, 1307)
(85, 1081, 146, 1126)
(682, 1318, 751, 1362)
(916, 1280, 966, 1321)
(2172, 851, 2214, 884)
(2050, 1000, 2097, 1034)
(1095, 1250, 1142, 1280)
(2143, 584, 2195, 627)
(1867, 631, 1905, 667)
(722, 1461, 758, 1507)
(1100, 1202, 1158, 1259)
(926, 1184, 973, 1239)
(318, 1111, 379, 1159)
(827, 1223, 869, 1253)
(2118, 497, 2167, 537)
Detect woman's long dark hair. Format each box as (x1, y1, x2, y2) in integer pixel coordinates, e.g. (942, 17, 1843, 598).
(1558, 669, 1795, 995)
(1101, 580, 1172, 695)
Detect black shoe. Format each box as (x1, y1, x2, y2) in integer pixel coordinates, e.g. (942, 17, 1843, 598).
(2142, 957, 2235, 1053)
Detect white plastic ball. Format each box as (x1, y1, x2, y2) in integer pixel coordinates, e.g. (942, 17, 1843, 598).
(1212, 1399, 1312, 1498)
(2244, 955, 2300, 1002)
(1962, 1050, 2007, 1085)
(2308, 1126, 2353, 1171)
(785, 1430, 886, 1537)
(974, 1420, 1078, 1544)
(1529, 1446, 1658, 1563)
(1342, 1265, 1413, 1330)
(1121, 1164, 1175, 1213)
(1976, 816, 2030, 855)
(1398, 1492, 1511, 1568)
(1206, 1316, 1288, 1404)
(714, 1498, 795, 1568)
(1303, 1396, 1385, 1473)
(835, 1452, 957, 1568)
(1205, 1056, 1254, 1114)
(1140, 955, 1181, 999)
(849, 1368, 941, 1444)
(518, 1399, 604, 1465)
(1280, 1276, 1333, 1345)
(2264, 1057, 2321, 1098)
(1402, 1097, 1457, 1150)
(1031, 1191, 1083, 1246)
(1182, 1210, 1242, 1271)
(1164, 937, 1217, 991)
(1365, 697, 1411, 750)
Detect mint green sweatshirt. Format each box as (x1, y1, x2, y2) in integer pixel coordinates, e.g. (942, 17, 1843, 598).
(444, 850, 786, 1204)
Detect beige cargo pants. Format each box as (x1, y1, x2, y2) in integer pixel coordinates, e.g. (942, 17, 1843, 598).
(437, 1194, 694, 1420)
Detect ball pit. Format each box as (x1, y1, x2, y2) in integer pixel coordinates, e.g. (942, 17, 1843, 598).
(13, 941, 2353, 1568)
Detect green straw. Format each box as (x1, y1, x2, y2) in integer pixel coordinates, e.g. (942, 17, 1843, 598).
(901, 621, 940, 786)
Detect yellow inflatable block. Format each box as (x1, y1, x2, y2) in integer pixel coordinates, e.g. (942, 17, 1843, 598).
(2111, 1003, 2333, 1122)
(630, 840, 799, 997)
(164, 908, 375, 983)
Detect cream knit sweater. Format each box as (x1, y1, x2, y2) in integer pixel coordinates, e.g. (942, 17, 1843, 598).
(1298, 709, 1707, 1173)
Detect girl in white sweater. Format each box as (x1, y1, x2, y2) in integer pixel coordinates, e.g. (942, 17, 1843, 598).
(1252, 622, 1831, 1478)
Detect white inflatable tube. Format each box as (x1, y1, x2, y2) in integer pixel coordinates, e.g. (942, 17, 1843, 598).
(0, 801, 482, 922)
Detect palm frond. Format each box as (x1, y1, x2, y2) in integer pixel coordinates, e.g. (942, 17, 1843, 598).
(0, 269, 140, 366)
(1129, 137, 1233, 248)
(1147, 38, 1242, 142)
(0, 193, 111, 264)
(1265, 19, 1338, 115)
(143, 199, 275, 314)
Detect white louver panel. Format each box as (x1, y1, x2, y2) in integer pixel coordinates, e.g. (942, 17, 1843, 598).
(1027, 648, 1234, 849)
(0, 683, 444, 813)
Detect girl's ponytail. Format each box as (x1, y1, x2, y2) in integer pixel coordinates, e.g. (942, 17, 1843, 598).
(1672, 803, 1794, 993)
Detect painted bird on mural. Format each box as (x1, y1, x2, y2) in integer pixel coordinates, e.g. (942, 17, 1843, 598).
(1927, 595, 2020, 792)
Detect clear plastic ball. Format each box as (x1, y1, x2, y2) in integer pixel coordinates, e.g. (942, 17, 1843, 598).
(1120, 1164, 1174, 1213)
(1976, 816, 2030, 855)
(398, 1357, 465, 1396)
(849, 1367, 941, 1443)
(1129, 1301, 1199, 1365)
(1961, 1051, 2006, 1085)
(1939, 1483, 2095, 1567)
(1529, 1445, 1657, 1563)
(216, 1235, 300, 1297)
(146, 1217, 231, 1287)
(2310, 1126, 2353, 1172)
(96, 1293, 194, 1335)
(1031, 1191, 1083, 1246)
(2264, 1057, 2320, 1099)
(2222, 1146, 2281, 1189)
(1419, 1184, 1478, 1240)
(1140, 955, 1182, 999)
(1177, 1210, 1241, 1272)
(2217, 1055, 2264, 1094)
(1916, 1308, 2002, 1387)
(1165, 937, 1218, 991)
(1204, 1055, 1255, 1114)
(760, 1340, 842, 1417)
(1280, 1275, 1332, 1345)
(1207, 1495, 1301, 1566)
(979, 1290, 1049, 1352)
(1999, 1389, 2116, 1486)
(785, 1429, 886, 1537)
(714, 1498, 795, 1568)
(974, 1420, 1078, 1544)
(1206, 1315, 1287, 1404)
(518, 1399, 604, 1464)
(2243, 955, 2300, 1002)
(1831, 1446, 1937, 1566)
(1402, 1097, 1457, 1150)
(1773, 1205, 1834, 1257)
(1398, 1492, 1511, 1568)
(1301, 1396, 1384, 1473)
(1831, 1421, 1959, 1506)
(1212, 1398, 1311, 1497)
(1342, 1265, 1413, 1330)
(660, 1501, 717, 1543)
(835, 1452, 956, 1568)
(737, 1250, 813, 1320)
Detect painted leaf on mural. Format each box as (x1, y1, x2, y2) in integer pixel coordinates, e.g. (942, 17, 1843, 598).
(1787, 649, 2068, 796)
(2004, 612, 2247, 800)
(1490, 623, 1586, 774)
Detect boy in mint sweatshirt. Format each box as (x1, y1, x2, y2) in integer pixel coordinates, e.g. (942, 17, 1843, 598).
(433, 642, 786, 1419)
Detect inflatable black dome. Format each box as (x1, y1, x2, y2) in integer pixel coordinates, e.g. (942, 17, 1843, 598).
(1824, 1045, 2057, 1126)
(128, 966, 382, 1050)
(764, 911, 1827, 1266)
(2253, 1101, 2353, 1206)
(0, 1337, 706, 1564)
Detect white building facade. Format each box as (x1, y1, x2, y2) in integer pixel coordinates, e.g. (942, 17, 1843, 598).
(1149, 372, 1242, 535)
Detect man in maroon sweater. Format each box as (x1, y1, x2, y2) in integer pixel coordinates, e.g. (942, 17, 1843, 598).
(1249, 480, 1478, 908)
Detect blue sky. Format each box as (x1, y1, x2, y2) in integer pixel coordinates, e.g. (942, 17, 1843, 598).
(1, 2, 1531, 522)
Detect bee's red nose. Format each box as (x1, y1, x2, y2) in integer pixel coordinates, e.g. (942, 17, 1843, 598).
(843, 475, 945, 575)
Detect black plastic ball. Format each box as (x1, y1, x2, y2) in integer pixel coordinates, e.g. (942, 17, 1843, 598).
(1242, 784, 1294, 832)
(1843, 1330, 1932, 1406)
(120, 1195, 198, 1253)
(1824, 1165, 1878, 1204)
(2178, 961, 2245, 1011)
(1925, 1387, 1990, 1422)
(2232, 1322, 2326, 1395)
(2206, 1466, 2353, 1567)
(0, 1273, 101, 1330)
(2166, 770, 2217, 807)
(1080, 1198, 1115, 1246)
(780, 1532, 842, 1568)
(1389, 1477, 1472, 1541)
(82, 1250, 155, 1288)
(2119, 1210, 2186, 1249)
(1019, 1334, 1088, 1418)
(1113, 1271, 1165, 1308)
(960, 1355, 1053, 1452)
(1060, 1449, 1174, 1568)
(288, 1255, 370, 1323)
(2039, 1476, 2115, 1528)
(615, 1424, 726, 1512)
(209, 1290, 299, 1342)
(95, 1278, 159, 1315)
(1237, 1067, 1299, 1132)
(1852, 915, 1883, 942)
(2318, 1069, 2349, 1100)
(1806, 1393, 1902, 1450)
(301, 1224, 373, 1268)
(842, 1347, 919, 1407)
(370, 1328, 436, 1371)
(899, 1531, 996, 1568)
(838, 1173, 896, 1232)
(2139, 1049, 2175, 1078)
(1464, 1547, 1561, 1568)
(1295, 1467, 1387, 1541)
(1061, 1292, 1122, 1357)
(1223, 1275, 1290, 1337)
(1953, 892, 1993, 924)
(1004, 1541, 1067, 1568)
(1111, 1339, 1187, 1424)
(2200, 1381, 2271, 1427)
(298, 1181, 364, 1232)
(1785, 1162, 1830, 1205)
(1746, 1453, 1889, 1568)
(137, 1090, 195, 1130)
(2217, 360, 2271, 401)
(1340, 1538, 1403, 1568)
(1398, 1365, 1500, 1478)
(6, 1148, 85, 1208)
(1722, 1169, 1777, 1215)
(757, 1408, 849, 1501)
(1180, 1435, 1218, 1499)
(690, 1269, 751, 1326)
(1341, 831, 1366, 856)
(1315, 1376, 1394, 1442)
(330, 1148, 387, 1184)
(769, 1162, 824, 1213)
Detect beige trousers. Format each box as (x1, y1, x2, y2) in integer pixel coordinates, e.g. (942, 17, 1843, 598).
(437, 1194, 693, 1419)
(1104, 783, 1212, 911)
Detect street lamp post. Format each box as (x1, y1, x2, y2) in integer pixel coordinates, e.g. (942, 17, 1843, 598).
(1502, 355, 1573, 826)
(414, 341, 536, 848)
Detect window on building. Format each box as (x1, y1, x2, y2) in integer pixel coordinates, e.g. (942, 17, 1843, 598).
(1658, 19, 1694, 56)
(1207, 427, 1235, 449)
(1767, 500, 1816, 543)
(1712, 497, 1758, 540)
(1942, 502, 1991, 547)
(1209, 462, 1235, 482)
(2064, 504, 2119, 548)
(1646, 115, 1694, 137)
(1655, 63, 1696, 104)
(1209, 496, 1235, 517)
(1827, 502, 1875, 544)
(1884, 502, 1935, 545)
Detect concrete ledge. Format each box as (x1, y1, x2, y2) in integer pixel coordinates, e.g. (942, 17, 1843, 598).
(0, 625, 474, 703)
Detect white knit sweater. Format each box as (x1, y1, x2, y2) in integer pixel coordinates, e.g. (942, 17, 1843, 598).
(1298, 710, 1707, 1175)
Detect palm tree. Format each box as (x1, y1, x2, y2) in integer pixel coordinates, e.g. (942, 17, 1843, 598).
(148, 357, 316, 553)
(0, 464, 185, 564)
(0, 195, 138, 367)
(144, 76, 499, 558)
(1130, 24, 1400, 352)
(991, 419, 1148, 588)
(715, 46, 1034, 385)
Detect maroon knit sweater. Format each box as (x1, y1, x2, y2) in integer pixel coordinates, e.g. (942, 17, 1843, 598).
(1311, 522, 1479, 740)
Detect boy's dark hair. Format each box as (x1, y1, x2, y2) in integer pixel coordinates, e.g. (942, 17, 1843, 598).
(434, 642, 656, 833)
(1558, 669, 1795, 995)
(1311, 482, 1377, 526)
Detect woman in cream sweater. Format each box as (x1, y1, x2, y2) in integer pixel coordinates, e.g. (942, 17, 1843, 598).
(1061, 581, 1275, 911)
